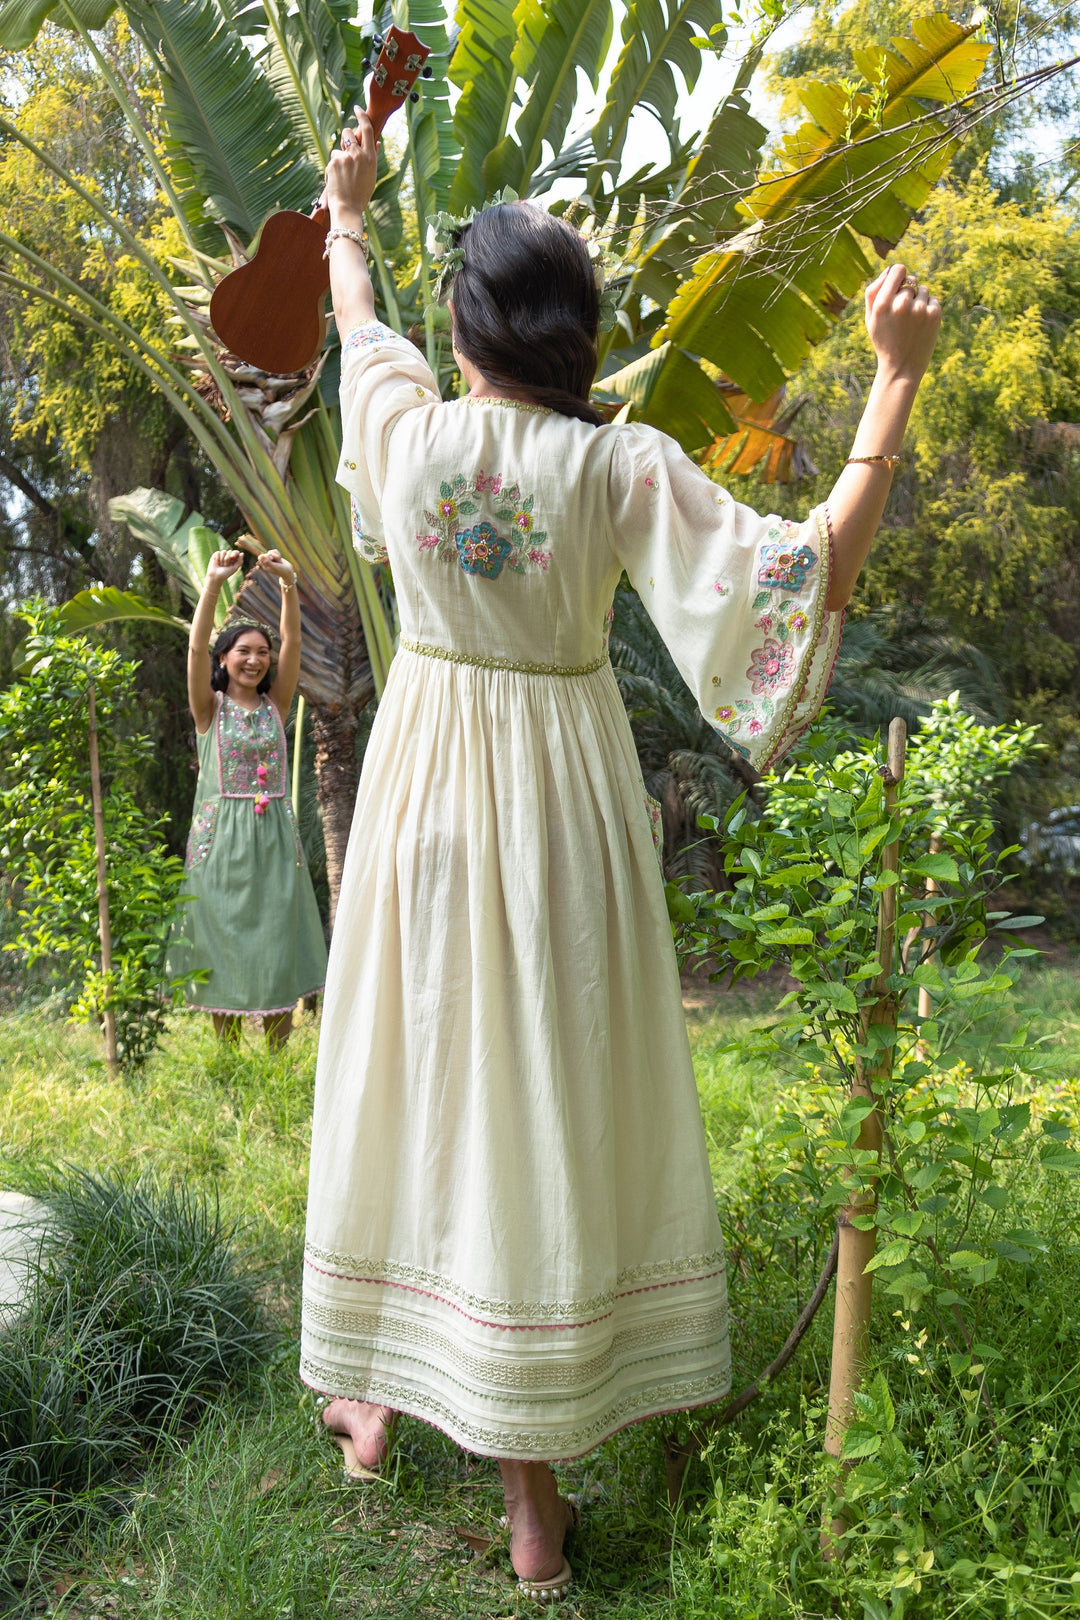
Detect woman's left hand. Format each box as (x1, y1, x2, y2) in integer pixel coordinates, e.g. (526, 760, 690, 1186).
(865, 263, 941, 385)
(256, 549, 297, 588)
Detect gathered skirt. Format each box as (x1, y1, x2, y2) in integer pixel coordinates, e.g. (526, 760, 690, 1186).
(301, 648, 730, 1459)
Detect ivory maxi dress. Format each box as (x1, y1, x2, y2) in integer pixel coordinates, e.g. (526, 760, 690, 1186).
(300, 321, 843, 1460)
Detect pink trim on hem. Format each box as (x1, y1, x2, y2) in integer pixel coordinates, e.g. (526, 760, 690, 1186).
(182, 985, 324, 1018)
(300, 1373, 730, 1465)
(303, 1254, 726, 1332)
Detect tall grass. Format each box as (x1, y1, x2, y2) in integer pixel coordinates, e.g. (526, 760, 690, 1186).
(0, 1167, 275, 1604)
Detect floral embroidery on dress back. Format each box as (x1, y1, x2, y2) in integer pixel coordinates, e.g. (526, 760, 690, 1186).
(417, 472, 552, 579)
(217, 697, 286, 801)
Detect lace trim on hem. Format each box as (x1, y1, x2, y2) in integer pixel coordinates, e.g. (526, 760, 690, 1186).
(400, 638, 609, 679)
(298, 1364, 731, 1462)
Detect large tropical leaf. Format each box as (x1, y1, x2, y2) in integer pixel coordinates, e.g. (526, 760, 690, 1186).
(108, 487, 238, 620)
(592, 0, 725, 174)
(448, 0, 519, 212)
(261, 0, 349, 166)
(398, 0, 459, 217)
(598, 343, 735, 452)
(56, 587, 189, 636)
(483, 0, 614, 196)
(0, 0, 115, 48)
(656, 13, 991, 400)
(125, 0, 320, 251)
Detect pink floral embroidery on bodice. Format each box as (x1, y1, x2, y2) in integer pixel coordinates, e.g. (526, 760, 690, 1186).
(217, 696, 286, 800)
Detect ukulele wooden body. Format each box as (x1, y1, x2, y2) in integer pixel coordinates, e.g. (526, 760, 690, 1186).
(208, 27, 428, 374)
(209, 208, 330, 375)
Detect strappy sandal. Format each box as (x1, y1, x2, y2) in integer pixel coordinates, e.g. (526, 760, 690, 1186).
(509, 1496, 580, 1605)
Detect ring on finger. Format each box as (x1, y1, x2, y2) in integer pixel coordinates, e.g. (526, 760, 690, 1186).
(902, 275, 919, 291)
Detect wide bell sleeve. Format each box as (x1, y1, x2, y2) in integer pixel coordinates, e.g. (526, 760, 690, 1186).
(607, 423, 844, 773)
(336, 320, 441, 564)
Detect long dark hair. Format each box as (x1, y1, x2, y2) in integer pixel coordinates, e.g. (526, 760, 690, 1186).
(210, 621, 274, 694)
(449, 203, 603, 426)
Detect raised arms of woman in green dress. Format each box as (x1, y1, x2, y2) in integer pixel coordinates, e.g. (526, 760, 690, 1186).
(187, 549, 301, 733)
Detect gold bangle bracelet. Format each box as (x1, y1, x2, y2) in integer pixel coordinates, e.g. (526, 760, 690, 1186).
(280, 576, 296, 593)
(846, 454, 901, 471)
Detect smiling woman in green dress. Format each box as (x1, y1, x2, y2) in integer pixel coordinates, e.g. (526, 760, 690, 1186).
(168, 547, 328, 1048)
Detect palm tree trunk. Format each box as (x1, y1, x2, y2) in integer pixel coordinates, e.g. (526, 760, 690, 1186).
(309, 703, 360, 928)
(235, 566, 374, 926)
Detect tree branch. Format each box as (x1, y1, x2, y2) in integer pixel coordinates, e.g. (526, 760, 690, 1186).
(663, 1227, 840, 1506)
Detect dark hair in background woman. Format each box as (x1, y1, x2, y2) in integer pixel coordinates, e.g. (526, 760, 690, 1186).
(209, 621, 275, 694)
(449, 204, 603, 426)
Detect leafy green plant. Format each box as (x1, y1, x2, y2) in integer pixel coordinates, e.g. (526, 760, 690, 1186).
(674, 705, 1078, 1470)
(0, 603, 192, 1065)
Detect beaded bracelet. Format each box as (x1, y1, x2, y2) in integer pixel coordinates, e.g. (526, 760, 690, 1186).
(846, 454, 901, 471)
(323, 228, 367, 259)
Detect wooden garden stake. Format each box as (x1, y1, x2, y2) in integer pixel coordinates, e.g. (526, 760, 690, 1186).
(87, 682, 119, 1077)
(821, 716, 907, 1553)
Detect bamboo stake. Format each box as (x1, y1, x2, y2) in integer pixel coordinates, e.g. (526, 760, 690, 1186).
(917, 832, 942, 1023)
(822, 716, 907, 1551)
(87, 683, 119, 1077)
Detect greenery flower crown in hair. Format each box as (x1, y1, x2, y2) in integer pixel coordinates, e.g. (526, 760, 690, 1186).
(426, 189, 620, 331)
(220, 616, 276, 645)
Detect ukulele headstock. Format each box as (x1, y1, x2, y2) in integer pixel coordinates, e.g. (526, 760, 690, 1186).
(364, 26, 431, 139)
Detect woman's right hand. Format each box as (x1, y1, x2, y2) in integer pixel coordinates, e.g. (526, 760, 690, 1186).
(323, 108, 378, 227)
(206, 549, 243, 585)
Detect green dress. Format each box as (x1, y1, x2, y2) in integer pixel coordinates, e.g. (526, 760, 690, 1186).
(169, 692, 327, 1016)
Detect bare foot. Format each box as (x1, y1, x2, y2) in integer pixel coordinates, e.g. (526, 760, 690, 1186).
(321, 1397, 395, 1472)
(498, 1460, 574, 1583)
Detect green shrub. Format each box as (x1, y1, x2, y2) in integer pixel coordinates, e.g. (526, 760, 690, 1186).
(0, 603, 195, 1066)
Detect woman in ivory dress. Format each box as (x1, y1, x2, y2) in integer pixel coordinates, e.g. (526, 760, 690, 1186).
(301, 111, 941, 1600)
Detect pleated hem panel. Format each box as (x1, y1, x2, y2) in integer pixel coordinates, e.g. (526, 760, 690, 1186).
(300, 1259, 730, 1462)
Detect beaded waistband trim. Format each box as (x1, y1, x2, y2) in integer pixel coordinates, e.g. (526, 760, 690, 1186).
(400, 638, 609, 678)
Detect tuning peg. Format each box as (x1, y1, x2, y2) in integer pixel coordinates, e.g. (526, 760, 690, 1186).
(372, 32, 383, 49)
(409, 90, 420, 102)
(421, 65, 433, 78)
(360, 56, 371, 71)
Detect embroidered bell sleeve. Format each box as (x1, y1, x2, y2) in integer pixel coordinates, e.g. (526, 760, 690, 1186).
(608, 423, 843, 773)
(336, 321, 440, 564)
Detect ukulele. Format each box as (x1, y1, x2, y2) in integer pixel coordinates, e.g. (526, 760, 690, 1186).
(209, 27, 430, 375)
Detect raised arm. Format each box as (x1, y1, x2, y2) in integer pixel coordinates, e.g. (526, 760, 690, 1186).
(824, 263, 941, 610)
(323, 107, 379, 338)
(259, 549, 301, 719)
(188, 549, 242, 734)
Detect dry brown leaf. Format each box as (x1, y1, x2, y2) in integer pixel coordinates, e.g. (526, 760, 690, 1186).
(454, 1525, 494, 1554)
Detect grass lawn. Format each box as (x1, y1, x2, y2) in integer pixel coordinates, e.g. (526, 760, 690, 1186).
(1, 969, 1079, 1617)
